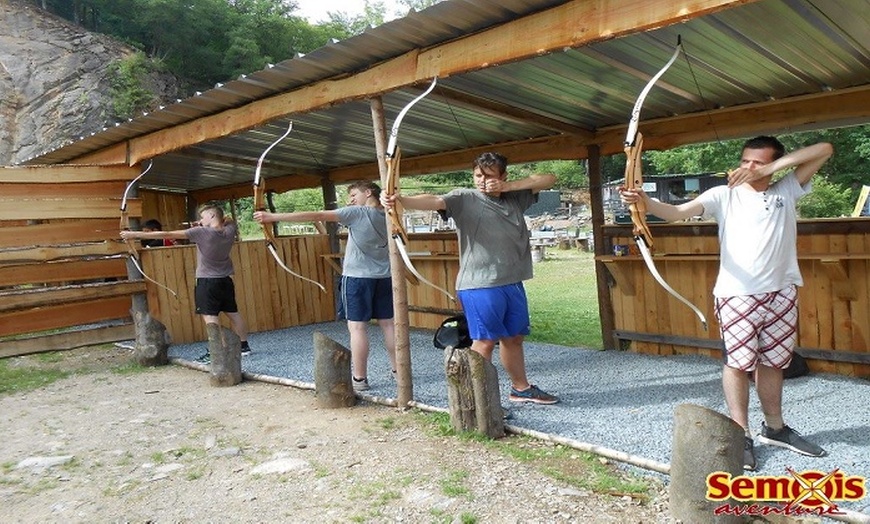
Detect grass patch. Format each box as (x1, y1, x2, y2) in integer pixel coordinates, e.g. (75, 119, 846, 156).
(0, 345, 147, 398)
(0, 360, 70, 396)
(414, 411, 651, 501)
(439, 469, 471, 498)
(525, 249, 602, 349)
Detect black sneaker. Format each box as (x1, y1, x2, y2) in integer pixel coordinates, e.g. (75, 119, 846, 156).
(195, 352, 211, 364)
(508, 384, 559, 405)
(757, 423, 827, 457)
(240, 343, 251, 356)
(743, 437, 757, 471)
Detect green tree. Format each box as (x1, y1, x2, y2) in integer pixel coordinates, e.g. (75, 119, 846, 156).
(797, 177, 854, 218)
(108, 52, 161, 119)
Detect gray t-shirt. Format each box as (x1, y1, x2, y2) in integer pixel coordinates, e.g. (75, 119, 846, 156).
(336, 206, 390, 278)
(185, 222, 237, 278)
(442, 189, 536, 290)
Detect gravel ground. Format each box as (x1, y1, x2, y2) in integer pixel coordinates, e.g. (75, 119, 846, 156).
(171, 320, 870, 516)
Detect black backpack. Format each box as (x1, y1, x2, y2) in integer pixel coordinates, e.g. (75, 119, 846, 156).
(433, 315, 472, 350)
(784, 352, 810, 379)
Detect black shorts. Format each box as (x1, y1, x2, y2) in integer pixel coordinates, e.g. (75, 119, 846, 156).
(195, 277, 239, 315)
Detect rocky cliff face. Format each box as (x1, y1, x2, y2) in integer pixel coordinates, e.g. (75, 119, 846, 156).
(0, 0, 178, 165)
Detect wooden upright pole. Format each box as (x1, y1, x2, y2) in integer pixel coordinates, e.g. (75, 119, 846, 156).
(370, 97, 414, 407)
(587, 145, 617, 349)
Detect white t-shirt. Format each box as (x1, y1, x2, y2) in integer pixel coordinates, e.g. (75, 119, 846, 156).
(696, 172, 810, 297)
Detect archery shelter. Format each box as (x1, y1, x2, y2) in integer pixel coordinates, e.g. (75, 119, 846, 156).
(1, 0, 868, 376)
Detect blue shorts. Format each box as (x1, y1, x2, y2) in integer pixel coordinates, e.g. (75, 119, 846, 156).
(457, 283, 530, 341)
(341, 276, 393, 322)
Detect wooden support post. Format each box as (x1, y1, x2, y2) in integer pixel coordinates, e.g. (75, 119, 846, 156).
(205, 322, 242, 387)
(588, 145, 618, 350)
(370, 96, 413, 407)
(131, 309, 170, 366)
(444, 347, 505, 438)
(313, 331, 355, 408)
(670, 403, 743, 524)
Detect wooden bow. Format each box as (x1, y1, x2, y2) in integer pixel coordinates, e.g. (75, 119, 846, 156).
(623, 37, 706, 330)
(253, 122, 326, 292)
(120, 160, 178, 297)
(384, 77, 456, 302)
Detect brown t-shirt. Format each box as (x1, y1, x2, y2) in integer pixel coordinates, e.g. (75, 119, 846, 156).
(185, 222, 237, 278)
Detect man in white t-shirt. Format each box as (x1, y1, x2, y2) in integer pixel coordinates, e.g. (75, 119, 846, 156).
(620, 136, 833, 471)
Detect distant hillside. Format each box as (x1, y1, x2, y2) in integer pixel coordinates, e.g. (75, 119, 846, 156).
(0, 0, 178, 165)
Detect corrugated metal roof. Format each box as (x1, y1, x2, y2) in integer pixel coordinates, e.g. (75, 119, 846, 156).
(25, 0, 870, 194)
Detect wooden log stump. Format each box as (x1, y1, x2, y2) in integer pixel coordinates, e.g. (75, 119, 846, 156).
(468, 349, 505, 438)
(313, 331, 355, 408)
(670, 403, 743, 524)
(132, 310, 170, 366)
(205, 322, 242, 387)
(445, 347, 504, 438)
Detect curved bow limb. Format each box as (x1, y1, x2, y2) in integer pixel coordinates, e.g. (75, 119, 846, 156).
(622, 37, 706, 330)
(253, 122, 326, 292)
(386, 149, 456, 302)
(384, 78, 456, 303)
(120, 160, 178, 298)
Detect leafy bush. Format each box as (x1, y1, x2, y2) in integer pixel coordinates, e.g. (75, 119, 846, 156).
(109, 52, 160, 120)
(798, 177, 855, 218)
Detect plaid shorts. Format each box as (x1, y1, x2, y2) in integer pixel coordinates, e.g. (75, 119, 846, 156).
(714, 285, 798, 371)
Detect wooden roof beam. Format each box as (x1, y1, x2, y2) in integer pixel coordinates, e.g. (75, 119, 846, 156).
(71, 0, 748, 166)
(427, 85, 595, 138)
(594, 85, 870, 155)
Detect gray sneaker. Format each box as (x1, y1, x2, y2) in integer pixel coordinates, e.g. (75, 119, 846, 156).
(352, 377, 370, 392)
(757, 423, 827, 457)
(743, 437, 757, 471)
(508, 384, 559, 405)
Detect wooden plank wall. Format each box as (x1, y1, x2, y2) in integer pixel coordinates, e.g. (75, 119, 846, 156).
(141, 190, 189, 231)
(142, 236, 336, 344)
(404, 233, 462, 329)
(0, 164, 142, 357)
(329, 232, 461, 331)
(599, 218, 870, 378)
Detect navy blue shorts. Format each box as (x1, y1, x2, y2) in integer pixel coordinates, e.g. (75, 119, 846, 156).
(341, 276, 393, 322)
(457, 283, 530, 340)
(195, 277, 239, 315)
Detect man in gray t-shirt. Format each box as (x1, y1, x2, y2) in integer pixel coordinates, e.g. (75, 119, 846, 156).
(382, 152, 559, 405)
(121, 203, 251, 360)
(255, 181, 395, 391)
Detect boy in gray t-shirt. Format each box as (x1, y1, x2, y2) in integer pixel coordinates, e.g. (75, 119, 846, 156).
(121, 203, 251, 361)
(382, 152, 559, 405)
(254, 181, 395, 391)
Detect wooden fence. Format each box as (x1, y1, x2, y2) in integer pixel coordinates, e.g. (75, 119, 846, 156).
(140, 237, 336, 344)
(0, 164, 141, 357)
(145, 231, 461, 344)
(0, 163, 462, 356)
(597, 218, 870, 378)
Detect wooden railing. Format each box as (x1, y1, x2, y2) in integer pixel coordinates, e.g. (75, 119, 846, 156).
(597, 218, 870, 378)
(141, 236, 336, 344)
(142, 232, 461, 343)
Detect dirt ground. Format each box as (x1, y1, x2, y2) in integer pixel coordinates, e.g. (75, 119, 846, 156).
(0, 346, 672, 523)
